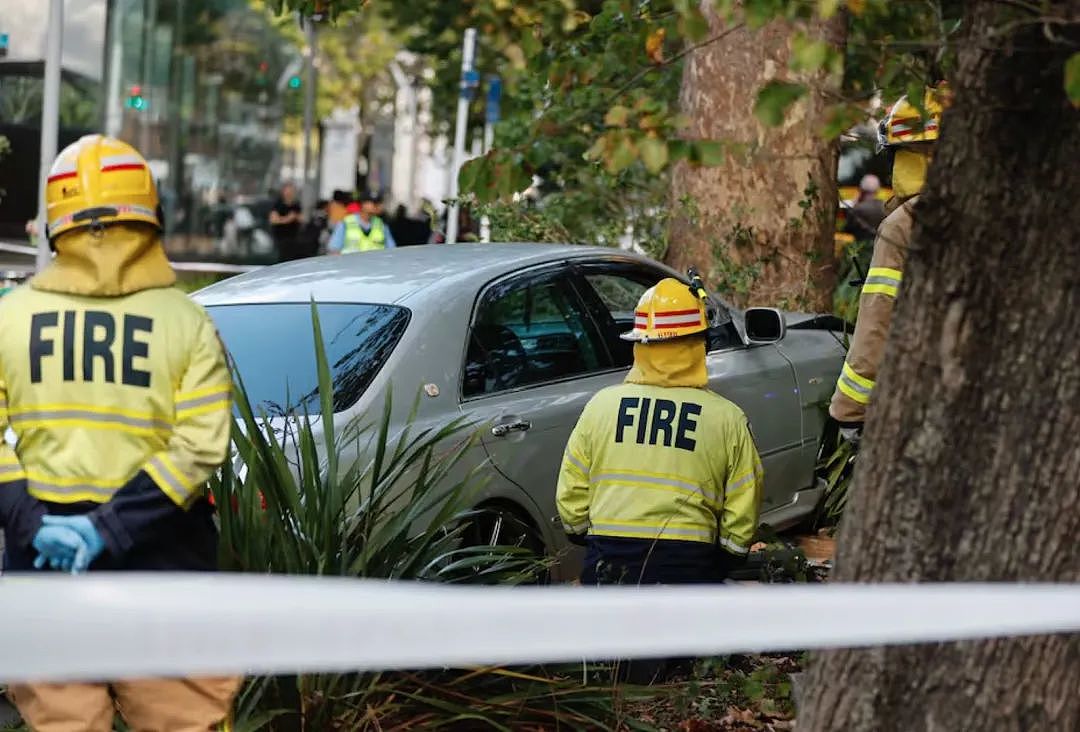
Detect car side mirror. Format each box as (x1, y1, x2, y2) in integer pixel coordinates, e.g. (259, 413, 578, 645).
(744, 307, 786, 344)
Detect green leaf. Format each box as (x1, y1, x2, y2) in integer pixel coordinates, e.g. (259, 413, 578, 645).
(696, 140, 727, 166)
(1066, 52, 1080, 107)
(678, 6, 710, 43)
(584, 135, 609, 162)
(905, 79, 928, 119)
(606, 134, 637, 174)
(817, 0, 840, 18)
(791, 34, 830, 72)
(604, 105, 630, 127)
(639, 137, 669, 173)
(457, 156, 485, 196)
(754, 81, 807, 127)
(667, 139, 692, 162)
(745, 0, 782, 29)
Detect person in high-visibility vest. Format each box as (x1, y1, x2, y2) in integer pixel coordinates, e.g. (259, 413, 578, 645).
(556, 278, 763, 587)
(327, 189, 397, 254)
(830, 85, 947, 443)
(0, 134, 239, 731)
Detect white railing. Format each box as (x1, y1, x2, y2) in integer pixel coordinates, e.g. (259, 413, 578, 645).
(0, 240, 262, 275)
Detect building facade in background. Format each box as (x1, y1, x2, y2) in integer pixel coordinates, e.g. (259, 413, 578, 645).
(0, 1, 452, 258)
(101, 0, 303, 261)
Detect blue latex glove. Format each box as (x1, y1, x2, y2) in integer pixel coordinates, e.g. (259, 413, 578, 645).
(41, 516, 106, 574)
(32, 525, 86, 573)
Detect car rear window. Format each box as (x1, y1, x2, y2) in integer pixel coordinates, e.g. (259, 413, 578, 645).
(207, 303, 410, 415)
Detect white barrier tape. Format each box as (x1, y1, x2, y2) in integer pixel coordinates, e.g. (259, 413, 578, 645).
(0, 575, 1077, 683)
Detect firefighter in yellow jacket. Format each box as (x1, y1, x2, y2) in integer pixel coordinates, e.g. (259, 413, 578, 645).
(0, 135, 239, 730)
(830, 87, 946, 440)
(556, 278, 763, 585)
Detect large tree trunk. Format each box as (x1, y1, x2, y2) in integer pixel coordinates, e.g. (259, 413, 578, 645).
(799, 4, 1080, 731)
(666, 6, 840, 311)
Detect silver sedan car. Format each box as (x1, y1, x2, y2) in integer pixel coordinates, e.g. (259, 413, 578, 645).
(195, 244, 846, 581)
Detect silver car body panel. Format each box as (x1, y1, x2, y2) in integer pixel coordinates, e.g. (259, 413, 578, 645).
(196, 244, 845, 580)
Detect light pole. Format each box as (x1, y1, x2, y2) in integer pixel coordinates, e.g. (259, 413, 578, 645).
(446, 28, 477, 245)
(300, 17, 318, 218)
(479, 75, 501, 243)
(35, 0, 64, 271)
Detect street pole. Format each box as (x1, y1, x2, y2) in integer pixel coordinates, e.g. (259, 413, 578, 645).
(301, 17, 318, 218)
(407, 85, 419, 211)
(36, 0, 64, 271)
(446, 27, 477, 245)
(103, 0, 125, 138)
(479, 75, 501, 243)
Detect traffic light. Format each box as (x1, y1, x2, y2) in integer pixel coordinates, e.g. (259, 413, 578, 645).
(288, 74, 302, 90)
(256, 61, 269, 86)
(125, 84, 147, 111)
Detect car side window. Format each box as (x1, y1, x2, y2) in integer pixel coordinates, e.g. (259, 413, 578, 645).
(464, 273, 604, 398)
(576, 264, 744, 363)
(578, 268, 664, 368)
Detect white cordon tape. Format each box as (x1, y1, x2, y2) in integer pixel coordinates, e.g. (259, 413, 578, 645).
(0, 575, 1077, 683)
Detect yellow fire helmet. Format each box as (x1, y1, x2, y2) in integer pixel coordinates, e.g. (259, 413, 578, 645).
(878, 83, 949, 150)
(621, 277, 709, 343)
(46, 134, 161, 240)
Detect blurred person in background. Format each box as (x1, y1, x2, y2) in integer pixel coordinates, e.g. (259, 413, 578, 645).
(844, 174, 886, 243)
(328, 189, 396, 254)
(269, 181, 303, 262)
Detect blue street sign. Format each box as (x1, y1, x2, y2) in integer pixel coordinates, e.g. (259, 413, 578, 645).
(485, 76, 502, 124)
(461, 69, 480, 100)
(0, 33, 9, 58)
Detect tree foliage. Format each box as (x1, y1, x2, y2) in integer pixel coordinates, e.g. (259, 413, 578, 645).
(260, 0, 1074, 253)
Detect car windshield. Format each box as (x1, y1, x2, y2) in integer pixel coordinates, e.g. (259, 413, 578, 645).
(207, 303, 410, 416)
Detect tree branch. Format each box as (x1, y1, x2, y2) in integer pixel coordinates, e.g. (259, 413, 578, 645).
(602, 23, 747, 108)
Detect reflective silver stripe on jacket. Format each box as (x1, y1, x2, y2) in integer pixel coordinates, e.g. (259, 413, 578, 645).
(147, 455, 194, 501)
(8, 409, 171, 431)
(724, 472, 755, 497)
(175, 391, 230, 412)
(591, 472, 714, 503)
(564, 451, 589, 477)
(718, 536, 750, 556)
(589, 522, 714, 541)
(28, 478, 116, 501)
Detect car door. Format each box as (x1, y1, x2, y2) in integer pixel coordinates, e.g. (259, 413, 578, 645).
(459, 264, 628, 550)
(571, 262, 803, 516)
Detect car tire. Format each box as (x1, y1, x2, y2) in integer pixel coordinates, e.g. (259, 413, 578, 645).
(460, 502, 549, 584)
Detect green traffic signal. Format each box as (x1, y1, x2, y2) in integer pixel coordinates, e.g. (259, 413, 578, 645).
(288, 75, 302, 89)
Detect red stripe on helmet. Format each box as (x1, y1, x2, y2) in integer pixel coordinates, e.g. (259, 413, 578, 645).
(654, 308, 702, 317)
(100, 163, 146, 173)
(47, 171, 78, 184)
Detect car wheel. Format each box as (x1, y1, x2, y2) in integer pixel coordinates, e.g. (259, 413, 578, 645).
(460, 502, 548, 584)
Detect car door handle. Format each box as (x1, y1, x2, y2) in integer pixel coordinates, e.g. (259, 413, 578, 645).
(491, 419, 532, 437)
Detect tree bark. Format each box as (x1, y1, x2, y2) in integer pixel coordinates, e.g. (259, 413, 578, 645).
(799, 4, 1080, 731)
(666, 5, 841, 311)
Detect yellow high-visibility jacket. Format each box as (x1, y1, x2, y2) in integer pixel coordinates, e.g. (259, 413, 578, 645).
(556, 383, 763, 557)
(0, 285, 230, 508)
(830, 196, 916, 423)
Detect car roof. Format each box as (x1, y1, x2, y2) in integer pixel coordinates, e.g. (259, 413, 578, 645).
(193, 243, 663, 307)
